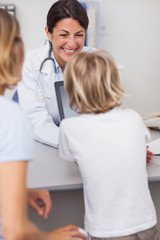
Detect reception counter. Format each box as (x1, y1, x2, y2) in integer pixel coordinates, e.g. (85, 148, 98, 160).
(27, 130, 160, 190)
(27, 141, 82, 190)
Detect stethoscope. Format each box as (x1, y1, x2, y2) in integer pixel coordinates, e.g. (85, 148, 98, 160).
(37, 42, 57, 100)
(39, 41, 56, 73)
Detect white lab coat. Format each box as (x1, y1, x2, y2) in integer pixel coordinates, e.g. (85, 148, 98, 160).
(18, 41, 96, 148)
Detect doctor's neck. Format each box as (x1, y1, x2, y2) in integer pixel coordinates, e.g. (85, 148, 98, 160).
(53, 52, 67, 73)
(60, 64, 66, 72)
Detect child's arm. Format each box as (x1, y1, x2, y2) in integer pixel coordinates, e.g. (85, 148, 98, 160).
(146, 146, 153, 164)
(145, 126, 153, 164)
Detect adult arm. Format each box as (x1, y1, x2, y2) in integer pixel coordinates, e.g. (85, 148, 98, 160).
(0, 161, 86, 240)
(0, 161, 48, 240)
(27, 189, 52, 219)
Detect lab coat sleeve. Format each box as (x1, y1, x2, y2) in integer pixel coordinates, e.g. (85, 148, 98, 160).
(17, 55, 59, 148)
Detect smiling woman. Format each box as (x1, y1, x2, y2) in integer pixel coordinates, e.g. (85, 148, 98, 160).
(17, 0, 96, 148)
(45, 18, 86, 72)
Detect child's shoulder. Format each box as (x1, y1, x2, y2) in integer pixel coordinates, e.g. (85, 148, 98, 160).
(118, 107, 143, 123)
(124, 108, 142, 117)
(109, 107, 142, 123)
(60, 116, 81, 127)
(108, 107, 141, 117)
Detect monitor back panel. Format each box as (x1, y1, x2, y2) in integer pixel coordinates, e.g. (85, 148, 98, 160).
(55, 81, 78, 121)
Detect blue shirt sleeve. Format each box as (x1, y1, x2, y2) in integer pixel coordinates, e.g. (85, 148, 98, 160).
(0, 104, 34, 163)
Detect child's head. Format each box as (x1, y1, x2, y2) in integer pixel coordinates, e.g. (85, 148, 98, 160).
(0, 9, 24, 94)
(64, 50, 124, 114)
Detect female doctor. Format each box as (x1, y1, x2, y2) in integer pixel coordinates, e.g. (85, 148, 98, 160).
(17, 0, 96, 148)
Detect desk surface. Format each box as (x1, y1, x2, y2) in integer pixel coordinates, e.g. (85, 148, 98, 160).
(27, 141, 82, 190)
(27, 130, 160, 190)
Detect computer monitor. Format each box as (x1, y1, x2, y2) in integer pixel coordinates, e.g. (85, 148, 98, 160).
(54, 81, 78, 121)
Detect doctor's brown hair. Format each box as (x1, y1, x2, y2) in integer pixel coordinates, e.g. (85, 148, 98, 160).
(64, 50, 124, 114)
(0, 9, 24, 93)
(47, 0, 89, 33)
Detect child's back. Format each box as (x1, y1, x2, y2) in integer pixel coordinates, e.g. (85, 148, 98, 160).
(59, 107, 156, 238)
(59, 50, 158, 239)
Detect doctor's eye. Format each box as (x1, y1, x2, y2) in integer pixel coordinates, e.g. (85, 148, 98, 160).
(59, 34, 68, 37)
(76, 34, 84, 37)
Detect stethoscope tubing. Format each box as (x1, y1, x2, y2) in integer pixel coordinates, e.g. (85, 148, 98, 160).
(37, 42, 57, 100)
(39, 57, 56, 72)
(39, 41, 56, 73)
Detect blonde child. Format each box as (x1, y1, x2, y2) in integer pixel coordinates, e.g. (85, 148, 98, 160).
(59, 50, 158, 240)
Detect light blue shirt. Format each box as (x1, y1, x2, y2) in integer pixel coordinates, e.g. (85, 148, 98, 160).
(0, 95, 34, 239)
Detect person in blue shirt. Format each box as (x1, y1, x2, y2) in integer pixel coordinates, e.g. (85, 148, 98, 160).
(0, 9, 86, 240)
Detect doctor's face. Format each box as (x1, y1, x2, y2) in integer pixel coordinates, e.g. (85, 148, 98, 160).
(46, 18, 86, 71)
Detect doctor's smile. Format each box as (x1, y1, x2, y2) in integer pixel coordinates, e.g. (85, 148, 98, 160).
(62, 48, 78, 54)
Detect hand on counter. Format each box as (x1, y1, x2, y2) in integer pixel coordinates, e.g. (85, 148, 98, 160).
(27, 189, 52, 219)
(47, 225, 87, 240)
(147, 146, 153, 164)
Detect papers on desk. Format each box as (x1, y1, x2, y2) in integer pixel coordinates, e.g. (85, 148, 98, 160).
(148, 138, 160, 165)
(148, 138, 160, 154)
(150, 156, 160, 165)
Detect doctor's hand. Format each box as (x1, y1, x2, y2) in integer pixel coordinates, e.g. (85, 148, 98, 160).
(146, 146, 153, 164)
(47, 225, 87, 240)
(27, 189, 52, 219)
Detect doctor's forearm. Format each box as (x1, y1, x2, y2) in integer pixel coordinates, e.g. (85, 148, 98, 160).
(33, 123, 59, 148)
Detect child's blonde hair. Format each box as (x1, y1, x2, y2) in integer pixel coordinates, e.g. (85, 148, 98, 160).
(0, 9, 24, 93)
(64, 50, 124, 114)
